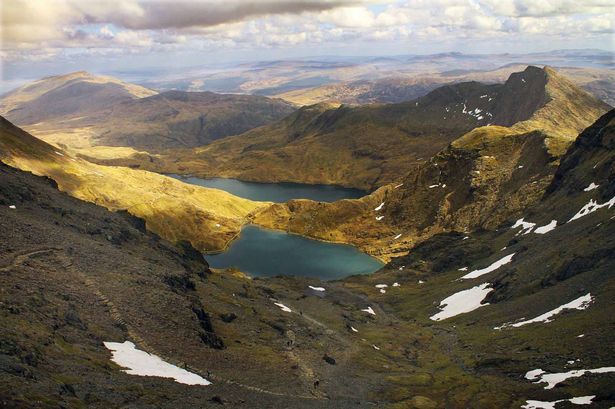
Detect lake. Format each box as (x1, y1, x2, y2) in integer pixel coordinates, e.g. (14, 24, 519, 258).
(207, 225, 383, 280)
(168, 175, 365, 202)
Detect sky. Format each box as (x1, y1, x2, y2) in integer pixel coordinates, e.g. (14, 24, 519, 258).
(1, 0, 613, 85)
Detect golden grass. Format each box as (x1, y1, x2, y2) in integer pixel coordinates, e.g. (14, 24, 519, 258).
(0, 120, 268, 252)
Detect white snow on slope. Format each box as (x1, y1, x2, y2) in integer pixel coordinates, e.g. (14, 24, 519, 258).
(376, 215, 384, 221)
(583, 182, 599, 192)
(361, 306, 376, 315)
(8, 205, 16, 209)
(274, 302, 292, 312)
(104, 341, 211, 385)
(495, 294, 593, 329)
(375, 284, 388, 289)
(534, 220, 557, 234)
(569, 196, 615, 222)
(522, 395, 595, 409)
(374, 202, 384, 211)
(393, 233, 402, 239)
(526, 367, 615, 389)
(392, 282, 400, 287)
(512, 218, 536, 235)
(308, 286, 325, 292)
(461, 254, 515, 279)
(430, 283, 492, 321)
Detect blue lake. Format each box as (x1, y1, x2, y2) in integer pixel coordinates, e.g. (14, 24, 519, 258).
(207, 225, 383, 280)
(168, 175, 365, 203)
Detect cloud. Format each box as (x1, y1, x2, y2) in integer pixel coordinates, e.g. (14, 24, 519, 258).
(1, 0, 612, 64)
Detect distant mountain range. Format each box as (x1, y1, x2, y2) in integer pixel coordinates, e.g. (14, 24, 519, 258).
(0, 72, 295, 150)
(110, 66, 610, 193)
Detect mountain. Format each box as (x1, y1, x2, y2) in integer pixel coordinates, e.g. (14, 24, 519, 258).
(115, 66, 610, 191)
(71, 90, 297, 150)
(0, 73, 296, 151)
(274, 65, 615, 107)
(0, 71, 157, 124)
(0, 116, 268, 253)
(250, 68, 610, 261)
(1, 111, 613, 408)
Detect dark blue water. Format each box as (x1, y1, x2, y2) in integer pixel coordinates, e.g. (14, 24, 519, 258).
(207, 225, 383, 280)
(168, 175, 365, 202)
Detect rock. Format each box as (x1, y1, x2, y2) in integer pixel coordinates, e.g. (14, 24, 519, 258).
(323, 354, 336, 365)
(219, 312, 238, 323)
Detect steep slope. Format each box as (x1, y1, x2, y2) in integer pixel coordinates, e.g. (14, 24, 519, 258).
(345, 110, 615, 406)
(122, 66, 608, 191)
(3, 111, 612, 408)
(0, 71, 157, 124)
(0, 116, 268, 252)
(251, 70, 610, 261)
(1, 74, 296, 151)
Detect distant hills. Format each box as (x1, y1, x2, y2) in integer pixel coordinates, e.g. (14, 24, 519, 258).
(0, 71, 157, 124)
(0, 72, 296, 150)
(275, 65, 615, 106)
(121, 66, 610, 192)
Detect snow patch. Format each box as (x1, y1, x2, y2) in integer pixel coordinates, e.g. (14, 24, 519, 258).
(380, 289, 386, 294)
(393, 233, 402, 240)
(583, 182, 599, 192)
(361, 306, 376, 316)
(376, 215, 384, 221)
(458, 267, 468, 271)
(534, 220, 557, 234)
(495, 294, 593, 329)
(372, 345, 380, 350)
(392, 282, 400, 287)
(512, 218, 536, 235)
(374, 202, 384, 211)
(350, 326, 358, 333)
(522, 396, 595, 409)
(308, 286, 325, 292)
(8, 205, 16, 209)
(430, 283, 492, 321)
(526, 367, 615, 389)
(375, 284, 388, 289)
(54, 151, 64, 157)
(274, 302, 292, 312)
(461, 253, 515, 280)
(394, 183, 404, 189)
(104, 341, 211, 385)
(569, 196, 615, 222)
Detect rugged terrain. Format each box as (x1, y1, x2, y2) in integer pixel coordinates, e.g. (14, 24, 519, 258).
(274, 64, 615, 107)
(0, 117, 269, 253)
(1, 72, 296, 151)
(1, 108, 614, 408)
(102, 66, 608, 192)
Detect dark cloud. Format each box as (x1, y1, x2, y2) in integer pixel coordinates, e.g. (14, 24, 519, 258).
(83, 1, 357, 30)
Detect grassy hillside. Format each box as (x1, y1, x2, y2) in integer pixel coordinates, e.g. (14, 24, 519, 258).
(0, 71, 157, 124)
(0, 116, 269, 252)
(1, 73, 296, 151)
